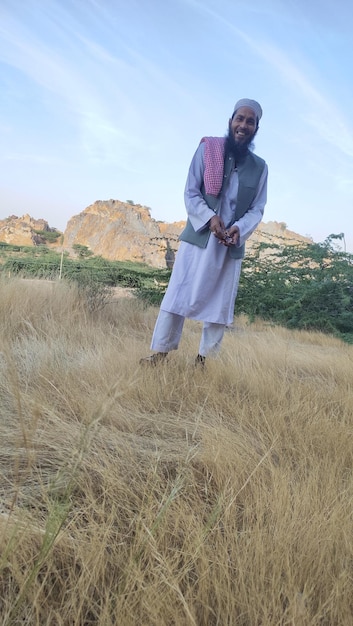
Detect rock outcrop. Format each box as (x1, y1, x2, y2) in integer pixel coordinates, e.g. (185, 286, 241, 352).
(0, 201, 312, 268)
(63, 200, 184, 268)
(0, 214, 61, 247)
(248, 220, 312, 255)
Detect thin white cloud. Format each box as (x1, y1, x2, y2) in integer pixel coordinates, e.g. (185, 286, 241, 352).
(0, 14, 138, 164)
(0, 3, 198, 168)
(180, 0, 353, 159)
(242, 39, 353, 158)
(2, 152, 61, 165)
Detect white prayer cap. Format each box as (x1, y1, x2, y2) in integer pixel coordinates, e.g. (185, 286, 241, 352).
(233, 98, 262, 120)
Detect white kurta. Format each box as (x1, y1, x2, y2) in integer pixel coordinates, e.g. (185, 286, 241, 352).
(159, 142, 268, 326)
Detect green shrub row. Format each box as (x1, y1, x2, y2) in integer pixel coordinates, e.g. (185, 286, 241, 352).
(1, 237, 352, 342)
(0, 250, 171, 303)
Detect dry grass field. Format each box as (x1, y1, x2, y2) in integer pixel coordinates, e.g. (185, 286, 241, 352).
(1, 277, 353, 625)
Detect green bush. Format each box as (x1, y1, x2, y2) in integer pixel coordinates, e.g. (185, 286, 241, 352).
(237, 239, 353, 343)
(34, 229, 62, 243)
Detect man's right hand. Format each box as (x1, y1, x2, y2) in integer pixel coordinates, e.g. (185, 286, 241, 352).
(209, 215, 226, 240)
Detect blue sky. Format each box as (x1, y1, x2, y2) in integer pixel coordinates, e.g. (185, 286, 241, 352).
(1, 0, 352, 252)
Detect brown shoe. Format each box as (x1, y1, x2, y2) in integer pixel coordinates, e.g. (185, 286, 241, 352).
(140, 352, 168, 366)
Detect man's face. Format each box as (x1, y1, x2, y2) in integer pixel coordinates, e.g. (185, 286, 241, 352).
(229, 106, 258, 146)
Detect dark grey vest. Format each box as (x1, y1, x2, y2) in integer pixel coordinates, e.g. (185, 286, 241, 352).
(179, 148, 265, 259)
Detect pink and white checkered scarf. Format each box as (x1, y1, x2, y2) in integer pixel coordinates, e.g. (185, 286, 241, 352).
(200, 136, 226, 196)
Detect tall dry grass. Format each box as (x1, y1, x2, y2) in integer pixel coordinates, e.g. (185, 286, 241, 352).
(0, 276, 353, 625)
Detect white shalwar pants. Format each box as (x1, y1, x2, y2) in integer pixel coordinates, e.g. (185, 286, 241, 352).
(150, 310, 226, 357)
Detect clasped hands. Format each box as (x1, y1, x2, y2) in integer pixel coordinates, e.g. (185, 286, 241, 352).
(209, 215, 239, 247)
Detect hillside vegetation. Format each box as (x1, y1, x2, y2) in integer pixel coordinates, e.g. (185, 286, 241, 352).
(1, 235, 353, 342)
(1, 277, 353, 625)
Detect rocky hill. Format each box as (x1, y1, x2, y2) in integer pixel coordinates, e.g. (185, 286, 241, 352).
(0, 214, 61, 247)
(62, 200, 184, 268)
(0, 200, 312, 268)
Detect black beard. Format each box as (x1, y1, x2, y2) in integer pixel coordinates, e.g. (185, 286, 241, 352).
(225, 126, 256, 162)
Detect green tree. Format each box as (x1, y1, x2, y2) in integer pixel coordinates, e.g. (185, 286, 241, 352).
(237, 239, 353, 342)
(72, 244, 93, 258)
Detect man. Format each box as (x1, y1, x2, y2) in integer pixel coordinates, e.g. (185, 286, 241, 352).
(141, 98, 268, 366)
